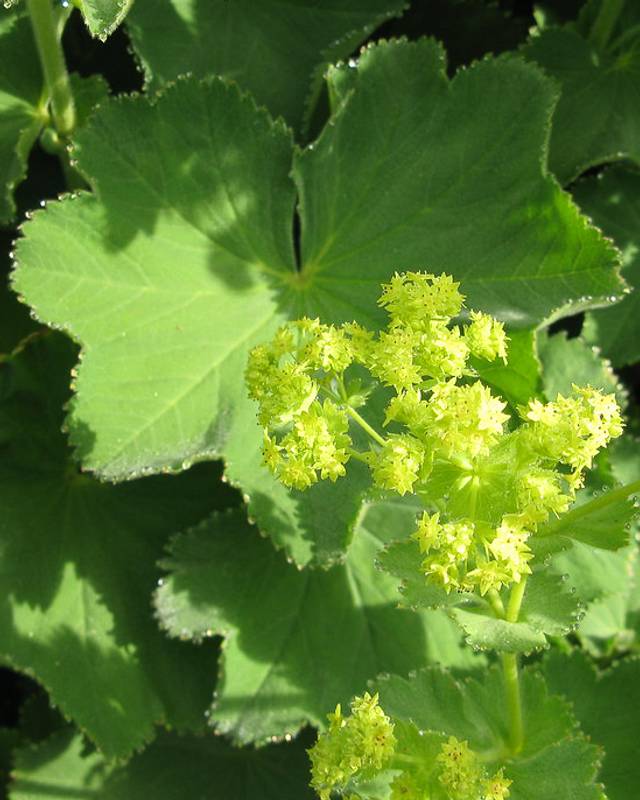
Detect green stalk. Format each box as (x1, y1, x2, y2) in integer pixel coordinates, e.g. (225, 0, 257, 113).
(501, 575, 528, 756)
(506, 575, 527, 624)
(487, 588, 506, 619)
(319, 380, 386, 447)
(345, 406, 387, 447)
(538, 478, 640, 539)
(501, 652, 524, 756)
(589, 0, 626, 52)
(27, 0, 76, 137)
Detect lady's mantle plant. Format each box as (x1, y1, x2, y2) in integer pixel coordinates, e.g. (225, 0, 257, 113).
(247, 272, 632, 799)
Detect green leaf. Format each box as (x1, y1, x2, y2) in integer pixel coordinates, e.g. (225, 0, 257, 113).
(473, 328, 542, 408)
(522, 17, 640, 184)
(545, 440, 640, 653)
(609, 433, 640, 486)
(0, 334, 230, 760)
(565, 542, 640, 654)
(452, 571, 581, 654)
(506, 737, 605, 800)
(12, 77, 337, 566)
(450, 608, 548, 653)
(76, 0, 134, 40)
(293, 40, 623, 327)
(155, 504, 482, 745)
(578, 167, 640, 367)
(9, 728, 315, 799)
(126, 0, 406, 131)
(359, 498, 483, 671)
(13, 43, 625, 564)
(376, 665, 602, 800)
(551, 541, 634, 604)
(536, 482, 639, 550)
(0, 13, 43, 223)
(0, 241, 38, 354)
(543, 650, 640, 800)
(538, 329, 627, 406)
(379, 532, 581, 653)
(378, 537, 464, 611)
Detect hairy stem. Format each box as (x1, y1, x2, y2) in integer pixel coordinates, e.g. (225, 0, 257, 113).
(487, 588, 505, 619)
(501, 653, 524, 756)
(501, 575, 528, 756)
(27, 0, 76, 137)
(506, 575, 527, 624)
(538, 478, 640, 539)
(589, 0, 626, 51)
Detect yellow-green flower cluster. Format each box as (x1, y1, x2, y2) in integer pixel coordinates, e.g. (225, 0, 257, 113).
(246, 319, 355, 489)
(366, 434, 427, 496)
(263, 399, 351, 490)
(521, 386, 624, 489)
(413, 513, 475, 591)
(378, 271, 465, 327)
(437, 737, 511, 800)
(465, 311, 508, 362)
(309, 692, 396, 800)
(309, 693, 511, 800)
(246, 272, 624, 595)
(246, 272, 511, 494)
(412, 512, 535, 596)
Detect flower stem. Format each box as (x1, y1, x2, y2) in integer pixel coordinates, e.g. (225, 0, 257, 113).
(501, 575, 528, 756)
(487, 588, 505, 619)
(506, 575, 527, 624)
(345, 406, 387, 447)
(589, 0, 626, 52)
(501, 652, 524, 756)
(27, 0, 76, 137)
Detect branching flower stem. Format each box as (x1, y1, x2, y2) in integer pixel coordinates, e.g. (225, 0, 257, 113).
(26, 0, 76, 137)
(344, 406, 387, 447)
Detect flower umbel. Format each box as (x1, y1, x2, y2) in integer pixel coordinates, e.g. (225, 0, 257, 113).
(308, 692, 396, 800)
